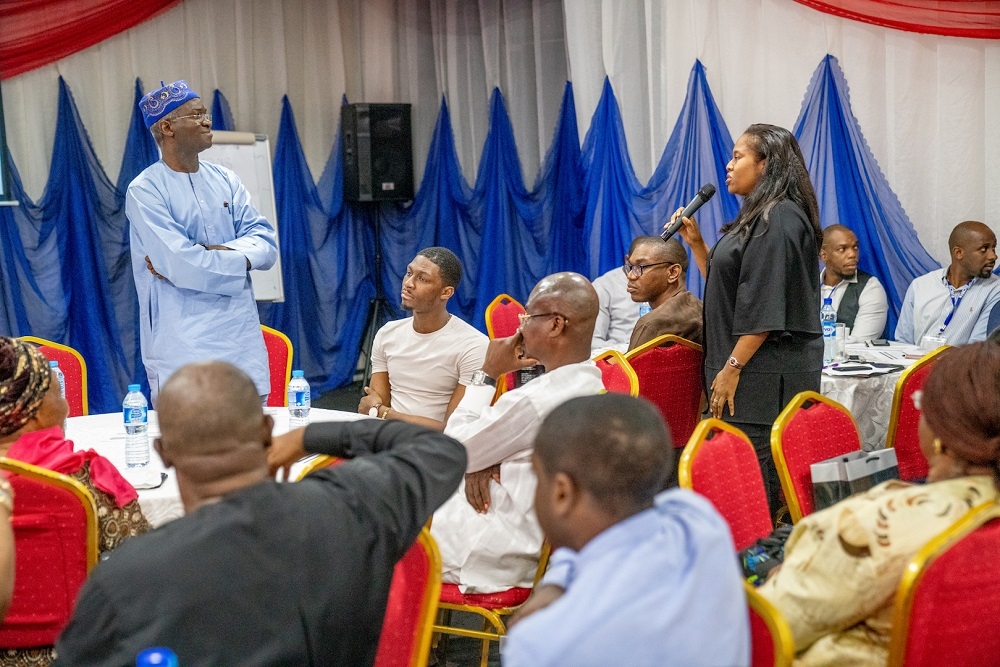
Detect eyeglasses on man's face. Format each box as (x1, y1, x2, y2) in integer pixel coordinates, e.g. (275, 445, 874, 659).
(169, 111, 212, 124)
(622, 257, 675, 278)
(517, 312, 568, 328)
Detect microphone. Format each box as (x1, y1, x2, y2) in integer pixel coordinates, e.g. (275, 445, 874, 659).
(660, 183, 717, 242)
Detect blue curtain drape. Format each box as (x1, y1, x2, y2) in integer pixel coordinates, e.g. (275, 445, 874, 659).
(640, 61, 741, 297)
(1, 57, 945, 405)
(795, 55, 939, 336)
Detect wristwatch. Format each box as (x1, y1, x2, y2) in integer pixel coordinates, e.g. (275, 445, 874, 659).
(471, 370, 497, 388)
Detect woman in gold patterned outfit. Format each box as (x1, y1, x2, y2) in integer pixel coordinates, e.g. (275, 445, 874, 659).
(759, 339, 1000, 666)
(0, 337, 150, 666)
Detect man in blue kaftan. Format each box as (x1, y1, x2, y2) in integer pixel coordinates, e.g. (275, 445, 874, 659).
(126, 80, 277, 403)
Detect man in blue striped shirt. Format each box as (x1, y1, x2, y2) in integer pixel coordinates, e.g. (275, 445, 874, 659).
(896, 221, 1000, 346)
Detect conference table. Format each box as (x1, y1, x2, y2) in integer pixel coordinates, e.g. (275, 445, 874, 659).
(64, 407, 370, 527)
(819, 342, 920, 451)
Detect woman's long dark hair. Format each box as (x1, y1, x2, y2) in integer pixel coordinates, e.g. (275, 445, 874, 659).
(721, 124, 822, 247)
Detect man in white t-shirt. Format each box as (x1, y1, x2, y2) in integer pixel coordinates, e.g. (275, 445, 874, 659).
(358, 247, 488, 430)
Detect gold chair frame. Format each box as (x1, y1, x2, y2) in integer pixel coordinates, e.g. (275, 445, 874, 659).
(0, 458, 99, 572)
(431, 542, 551, 667)
(770, 390, 860, 523)
(887, 501, 1000, 666)
(624, 332, 703, 359)
(884, 345, 950, 450)
(591, 349, 640, 397)
(19, 336, 89, 416)
(745, 582, 795, 667)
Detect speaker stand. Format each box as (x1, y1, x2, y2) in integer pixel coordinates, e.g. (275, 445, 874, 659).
(359, 205, 390, 388)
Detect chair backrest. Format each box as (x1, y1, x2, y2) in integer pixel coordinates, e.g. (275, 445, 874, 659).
(771, 391, 861, 522)
(484, 294, 525, 397)
(373, 529, 442, 667)
(0, 459, 98, 648)
(888, 502, 1000, 667)
(592, 350, 639, 396)
(625, 335, 704, 446)
(295, 458, 441, 667)
(260, 325, 293, 407)
(18, 336, 88, 417)
(745, 582, 795, 667)
(885, 346, 950, 482)
(679, 420, 772, 551)
(988, 300, 1000, 338)
(484, 294, 524, 340)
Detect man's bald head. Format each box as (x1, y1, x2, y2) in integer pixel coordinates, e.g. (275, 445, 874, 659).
(821, 224, 856, 250)
(528, 272, 599, 336)
(948, 221, 997, 281)
(158, 361, 264, 454)
(520, 273, 599, 369)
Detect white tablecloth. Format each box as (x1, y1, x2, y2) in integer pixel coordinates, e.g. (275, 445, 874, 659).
(820, 343, 918, 452)
(64, 407, 368, 527)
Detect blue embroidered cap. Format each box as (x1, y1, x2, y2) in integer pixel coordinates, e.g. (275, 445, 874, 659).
(139, 80, 200, 128)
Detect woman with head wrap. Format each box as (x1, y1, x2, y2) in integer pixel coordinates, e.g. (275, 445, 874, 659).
(0, 337, 150, 666)
(758, 339, 1000, 666)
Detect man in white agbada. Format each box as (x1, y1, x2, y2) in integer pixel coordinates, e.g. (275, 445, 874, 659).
(431, 272, 604, 593)
(126, 81, 277, 403)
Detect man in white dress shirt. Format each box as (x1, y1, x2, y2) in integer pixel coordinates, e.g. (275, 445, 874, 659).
(431, 273, 605, 593)
(896, 221, 1000, 346)
(819, 225, 888, 342)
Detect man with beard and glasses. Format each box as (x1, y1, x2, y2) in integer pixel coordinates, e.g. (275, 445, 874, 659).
(357, 247, 488, 430)
(896, 221, 1000, 346)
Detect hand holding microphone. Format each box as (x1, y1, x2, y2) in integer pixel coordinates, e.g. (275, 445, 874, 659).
(661, 183, 717, 243)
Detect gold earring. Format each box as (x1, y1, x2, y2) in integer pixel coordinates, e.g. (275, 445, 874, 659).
(933, 438, 943, 455)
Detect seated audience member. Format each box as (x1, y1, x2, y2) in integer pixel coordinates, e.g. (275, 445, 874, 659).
(56, 361, 466, 665)
(819, 224, 888, 342)
(358, 247, 487, 430)
(433, 272, 605, 593)
(625, 236, 703, 350)
(591, 252, 642, 353)
(896, 221, 999, 345)
(0, 337, 150, 667)
(759, 339, 1000, 666)
(502, 394, 749, 666)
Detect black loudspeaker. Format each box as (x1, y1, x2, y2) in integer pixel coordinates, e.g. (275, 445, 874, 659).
(341, 103, 414, 202)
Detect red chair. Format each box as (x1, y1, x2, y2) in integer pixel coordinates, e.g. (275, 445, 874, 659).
(484, 294, 526, 397)
(592, 350, 639, 396)
(746, 583, 795, 667)
(888, 502, 1000, 667)
(0, 459, 98, 650)
(885, 346, 950, 482)
(432, 543, 551, 667)
(625, 334, 703, 446)
(260, 325, 293, 407)
(771, 391, 861, 522)
(296, 458, 442, 667)
(679, 419, 772, 551)
(19, 336, 88, 417)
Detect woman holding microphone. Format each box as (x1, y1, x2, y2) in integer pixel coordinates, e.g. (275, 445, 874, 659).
(671, 124, 823, 513)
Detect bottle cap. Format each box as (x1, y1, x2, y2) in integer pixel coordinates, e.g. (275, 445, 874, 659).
(292, 370, 304, 378)
(49, 360, 59, 368)
(136, 647, 179, 667)
(823, 297, 833, 305)
(128, 384, 141, 392)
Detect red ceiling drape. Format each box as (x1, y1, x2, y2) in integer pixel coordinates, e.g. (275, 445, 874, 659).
(0, 0, 182, 80)
(794, 0, 1000, 39)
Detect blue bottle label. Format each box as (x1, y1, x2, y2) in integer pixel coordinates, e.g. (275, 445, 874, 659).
(124, 406, 148, 423)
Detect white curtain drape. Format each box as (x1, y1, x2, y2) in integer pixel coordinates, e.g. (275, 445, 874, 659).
(4, 0, 997, 265)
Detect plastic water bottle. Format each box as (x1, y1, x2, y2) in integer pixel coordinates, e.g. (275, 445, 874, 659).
(123, 384, 149, 469)
(136, 647, 178, 667)
(638, 303, 652, 318)
(49, 361, 66, 398)
(287, 370, 310, 430)
(821, 297, 837, 365)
